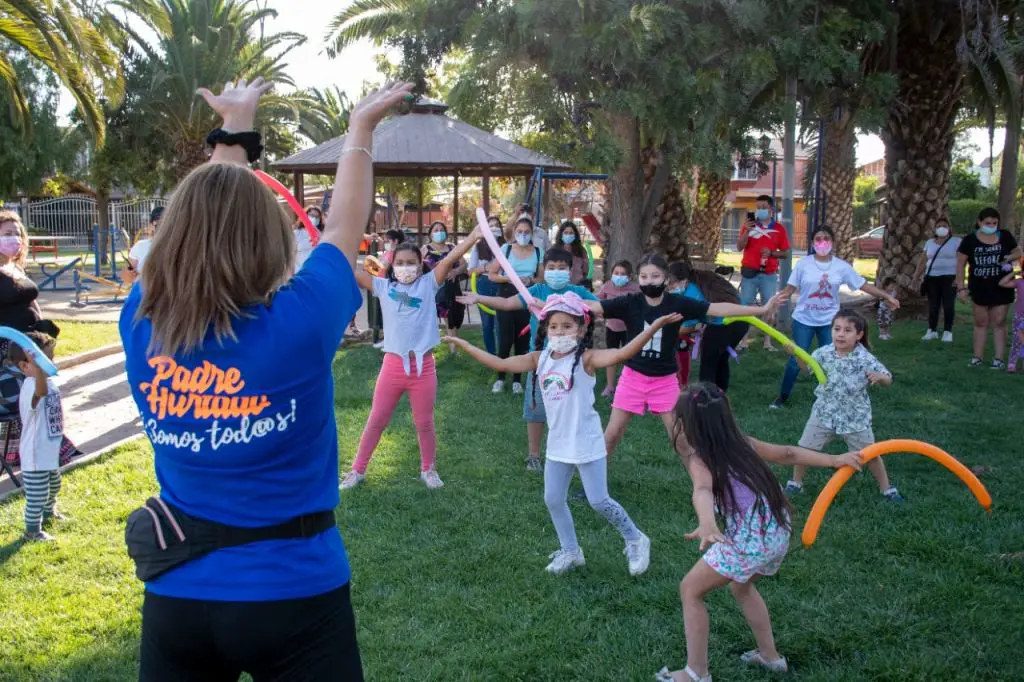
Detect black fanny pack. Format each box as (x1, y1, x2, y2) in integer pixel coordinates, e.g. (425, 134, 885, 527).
(124, 496, 336, 582)
(740, 266, 764, 278)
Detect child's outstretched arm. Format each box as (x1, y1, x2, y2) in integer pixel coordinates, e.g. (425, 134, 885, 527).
(682, 450, 729, 550)
(999, 271, 1017, 288)
(354, 269, 376, 290)
(444, 336, 539, 374)
(706, 292, 784, 320)
(433, 226, 481, 285)
(749, 437, 863, 471)
(456, 291, 526, 312)
(584, 313, 682, 371)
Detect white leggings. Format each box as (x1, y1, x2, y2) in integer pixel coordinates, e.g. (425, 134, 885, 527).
(543, 458, 642, 553)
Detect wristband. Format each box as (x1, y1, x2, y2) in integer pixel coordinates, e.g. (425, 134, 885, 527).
(206, 128, 263, 163)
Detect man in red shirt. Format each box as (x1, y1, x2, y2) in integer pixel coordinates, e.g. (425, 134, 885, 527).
(736, 195, 791, 351)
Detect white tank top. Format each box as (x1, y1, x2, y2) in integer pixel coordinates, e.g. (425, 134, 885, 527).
(536, 347, 607, 464)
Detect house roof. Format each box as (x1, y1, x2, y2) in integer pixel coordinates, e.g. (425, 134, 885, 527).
(274, 98, 570, 177)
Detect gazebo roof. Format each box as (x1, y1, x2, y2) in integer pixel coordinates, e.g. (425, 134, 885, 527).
(273, 97, 570, 177)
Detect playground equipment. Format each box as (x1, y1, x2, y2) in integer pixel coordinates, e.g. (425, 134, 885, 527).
(73, 226, 132, 305)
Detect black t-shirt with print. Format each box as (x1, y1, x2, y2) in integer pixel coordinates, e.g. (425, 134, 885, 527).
(601, 292, 711, 376)
(958, 231, 1018, 292)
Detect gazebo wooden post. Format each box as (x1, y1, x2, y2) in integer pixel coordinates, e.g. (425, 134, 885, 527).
(452, 174, 459, 235)
(417, 179, 425, 244)
(482, 172, 490, 218)
(293, 172, 305, 206)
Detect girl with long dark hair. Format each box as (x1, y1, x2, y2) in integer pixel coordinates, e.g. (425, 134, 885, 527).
(655, 382, 862, 682)
(446, 293, 679, 576)
(557, 220, 590, 288)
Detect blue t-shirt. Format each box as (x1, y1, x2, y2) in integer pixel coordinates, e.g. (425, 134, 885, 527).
(519, 283, 598, 347)
(120, 244, 360, 601)
(682, 282, 723, 326)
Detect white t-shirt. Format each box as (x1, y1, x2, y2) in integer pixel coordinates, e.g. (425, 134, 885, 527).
(788, 255, 866, 327)
(539, 348, 606, 464)
(18, 376, 63, 472)
(532, 225, 550, 253)
(922, 237, 962, 278)
(294, 228, 314, 269)
(372, 273, 441, 375)
(129, 239, 152, 273)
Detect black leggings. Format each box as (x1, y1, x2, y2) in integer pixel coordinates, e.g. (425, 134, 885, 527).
(497, 307, 531, 382)
(140, 584, 363, 682)
(699, 322, 749, 392)
(925, 275, 956, 333)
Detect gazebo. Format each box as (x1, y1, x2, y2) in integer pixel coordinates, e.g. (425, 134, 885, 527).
(273, 98, 571, 238)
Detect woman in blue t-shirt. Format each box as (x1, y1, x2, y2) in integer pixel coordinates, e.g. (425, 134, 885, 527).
(121, 78, 413, 681)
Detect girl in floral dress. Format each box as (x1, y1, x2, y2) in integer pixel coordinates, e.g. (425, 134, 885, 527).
(655, 382, 863, 682)
(784, 309, 903, 501)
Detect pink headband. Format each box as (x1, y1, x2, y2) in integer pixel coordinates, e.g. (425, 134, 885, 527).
(540, 292, 591, 322)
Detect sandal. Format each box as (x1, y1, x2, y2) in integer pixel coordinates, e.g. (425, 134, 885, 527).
(740, 650, 789, 672)
(655, 667, 711, 682)
(969, 357, 983, 368)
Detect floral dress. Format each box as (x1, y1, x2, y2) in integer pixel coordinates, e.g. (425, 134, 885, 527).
(703, 477, 791, 583)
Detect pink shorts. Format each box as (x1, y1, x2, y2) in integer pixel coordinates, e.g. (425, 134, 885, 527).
(613, 366, 681, 415)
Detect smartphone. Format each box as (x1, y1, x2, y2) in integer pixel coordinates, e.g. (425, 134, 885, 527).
(746, 212, 756, 222)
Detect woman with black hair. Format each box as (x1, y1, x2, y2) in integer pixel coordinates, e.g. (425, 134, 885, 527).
(468, 215, 504, 355)
(557, 220, 591, 289)
(423, 221, 467, 352)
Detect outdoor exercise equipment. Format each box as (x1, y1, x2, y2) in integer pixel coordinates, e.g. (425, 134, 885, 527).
(253, 170, 320, 246)
(477, 208, 536, 310)
(363, 255, 386, 277)
(0, 327, 58, 376)
(470, 272, 496, 315)
(73, 226, 131, 305)
(801, 439, 992, 548)
(724, 315, 826, 384)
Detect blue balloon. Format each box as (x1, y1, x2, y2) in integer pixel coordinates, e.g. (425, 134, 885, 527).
(0, 327, 58, 376)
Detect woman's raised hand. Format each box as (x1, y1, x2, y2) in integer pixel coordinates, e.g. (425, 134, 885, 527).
(197, 78, 274, 132)
(349, 82, 415, 133)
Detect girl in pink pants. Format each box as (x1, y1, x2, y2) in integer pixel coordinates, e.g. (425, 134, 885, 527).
(342, 226, 481, 490)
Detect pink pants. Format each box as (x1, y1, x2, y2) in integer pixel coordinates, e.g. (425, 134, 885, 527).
(353, 352, 437, 474)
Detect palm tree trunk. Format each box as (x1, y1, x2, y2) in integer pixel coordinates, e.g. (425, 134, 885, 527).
(821, 110, 857, 261)
(689, 171, 730, 262)
(878, 17, 964, 295)
(998, 77, 1022, 235)
(174, 139, 210, 181)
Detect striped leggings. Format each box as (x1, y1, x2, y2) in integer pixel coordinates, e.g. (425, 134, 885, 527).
(23, 470, 61, 533)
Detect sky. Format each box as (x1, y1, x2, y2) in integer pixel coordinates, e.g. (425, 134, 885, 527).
(57, 0, 1004, 167)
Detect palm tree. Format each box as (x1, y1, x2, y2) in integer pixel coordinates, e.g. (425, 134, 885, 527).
(297, 86, 352, 144)
(323, 0, 415, 58)
(0, 0, 122, 144)
(110, 0, 307, 178)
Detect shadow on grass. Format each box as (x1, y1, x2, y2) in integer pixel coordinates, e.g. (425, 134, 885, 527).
(0, 535, 25, 565)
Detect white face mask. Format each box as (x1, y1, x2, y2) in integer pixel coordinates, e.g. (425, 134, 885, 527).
(548, 335, 579, 354)
(394, 265, 419, 284)
(384, 242, 394, 251)
(935, 226, 949, 238)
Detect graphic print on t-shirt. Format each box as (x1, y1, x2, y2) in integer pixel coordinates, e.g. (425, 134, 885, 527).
(540, 370, 571, 402)
(969, 241, 1006, 279)
(44, 393, 63, 439)
(808, 273, 834, 300)
(641, 321, 663, 358)
(138, 357, 297, 454)
(388, 287, 423, 310)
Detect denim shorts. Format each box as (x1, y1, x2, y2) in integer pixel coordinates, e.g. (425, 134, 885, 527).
(522, 371, 547, 423)
(740, 272, 779, 306)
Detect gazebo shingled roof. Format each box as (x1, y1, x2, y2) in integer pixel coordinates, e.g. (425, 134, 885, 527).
(273, 98, 570, 177)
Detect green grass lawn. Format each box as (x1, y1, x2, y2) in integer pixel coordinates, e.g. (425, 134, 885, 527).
(55, 321, 121, 358)
(1, 319, 1022, 681)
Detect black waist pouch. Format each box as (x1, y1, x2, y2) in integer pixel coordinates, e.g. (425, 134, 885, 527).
(125, 496, 336, 582)
(740, 266, 763, 279)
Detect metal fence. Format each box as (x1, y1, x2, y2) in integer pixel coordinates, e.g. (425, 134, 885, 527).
(13, 195, 168, 250)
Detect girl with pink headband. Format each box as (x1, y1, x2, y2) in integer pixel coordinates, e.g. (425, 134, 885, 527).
(447, 293, 681, 576)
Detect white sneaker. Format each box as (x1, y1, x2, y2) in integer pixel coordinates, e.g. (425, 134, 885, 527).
(512, 381, 524, 395)
(545, 548, 585, 574)
(740, 650, 788, 672)
(420, 470, 444, 489)
(340, 471, 365, 490)
(922, 330, 938, 341)
(625, 532, 651, 576)
(372, 341, 385, 351)
(491, 379, 505, 393)
(942, 331, 953, 343)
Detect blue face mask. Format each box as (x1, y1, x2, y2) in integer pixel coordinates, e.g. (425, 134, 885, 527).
(562, 234, 576, 245)
(755, 208, 771, 222)
(516, 233, 531, 246)
(611, 275, 629, 287)
(980, 224, 998, 235)
(544, 270, 570, 290)
(432, 231, 447, 243)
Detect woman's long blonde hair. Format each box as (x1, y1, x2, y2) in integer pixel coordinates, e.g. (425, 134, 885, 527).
(137, 163, 294, 356)
(0, 210, 29, 269)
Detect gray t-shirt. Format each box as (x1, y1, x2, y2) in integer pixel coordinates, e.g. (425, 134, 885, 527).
(922, 237, 961, 277)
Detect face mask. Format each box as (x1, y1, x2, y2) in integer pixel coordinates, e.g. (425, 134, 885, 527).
(544, 270, 570, 290)
(980, 224, 998, 235)
(935, 226, 949, 238)
(548, 334, 579, 354)
(515, 234, 531, 246)
(611, 275, 629, 287)
(394, 265, 419, 284)
(561, 234, 576, 245)
(640, 283, 666, 298)
(755, 208, 771, 222)
(0, 236, 21, 257)
(432, 231, 447, 243)
(309, 216, 320, 227)
(813, 241, 832, 256)
(669, 287, 683, 295)
(384, 242, 394, 252)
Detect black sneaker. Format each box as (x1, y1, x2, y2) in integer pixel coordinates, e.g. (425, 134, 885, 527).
(769, 397, 787, 410)
(525, 456, 543, 474)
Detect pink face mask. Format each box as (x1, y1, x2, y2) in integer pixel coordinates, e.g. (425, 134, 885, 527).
(0, 236, 22, 257)
(813, 240, 832, 256)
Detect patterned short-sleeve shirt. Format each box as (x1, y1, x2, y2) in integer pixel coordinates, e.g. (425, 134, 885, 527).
(810, 344, 891, 434)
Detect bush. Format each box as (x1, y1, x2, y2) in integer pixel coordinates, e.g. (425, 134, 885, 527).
(948, 199, 990, 234)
